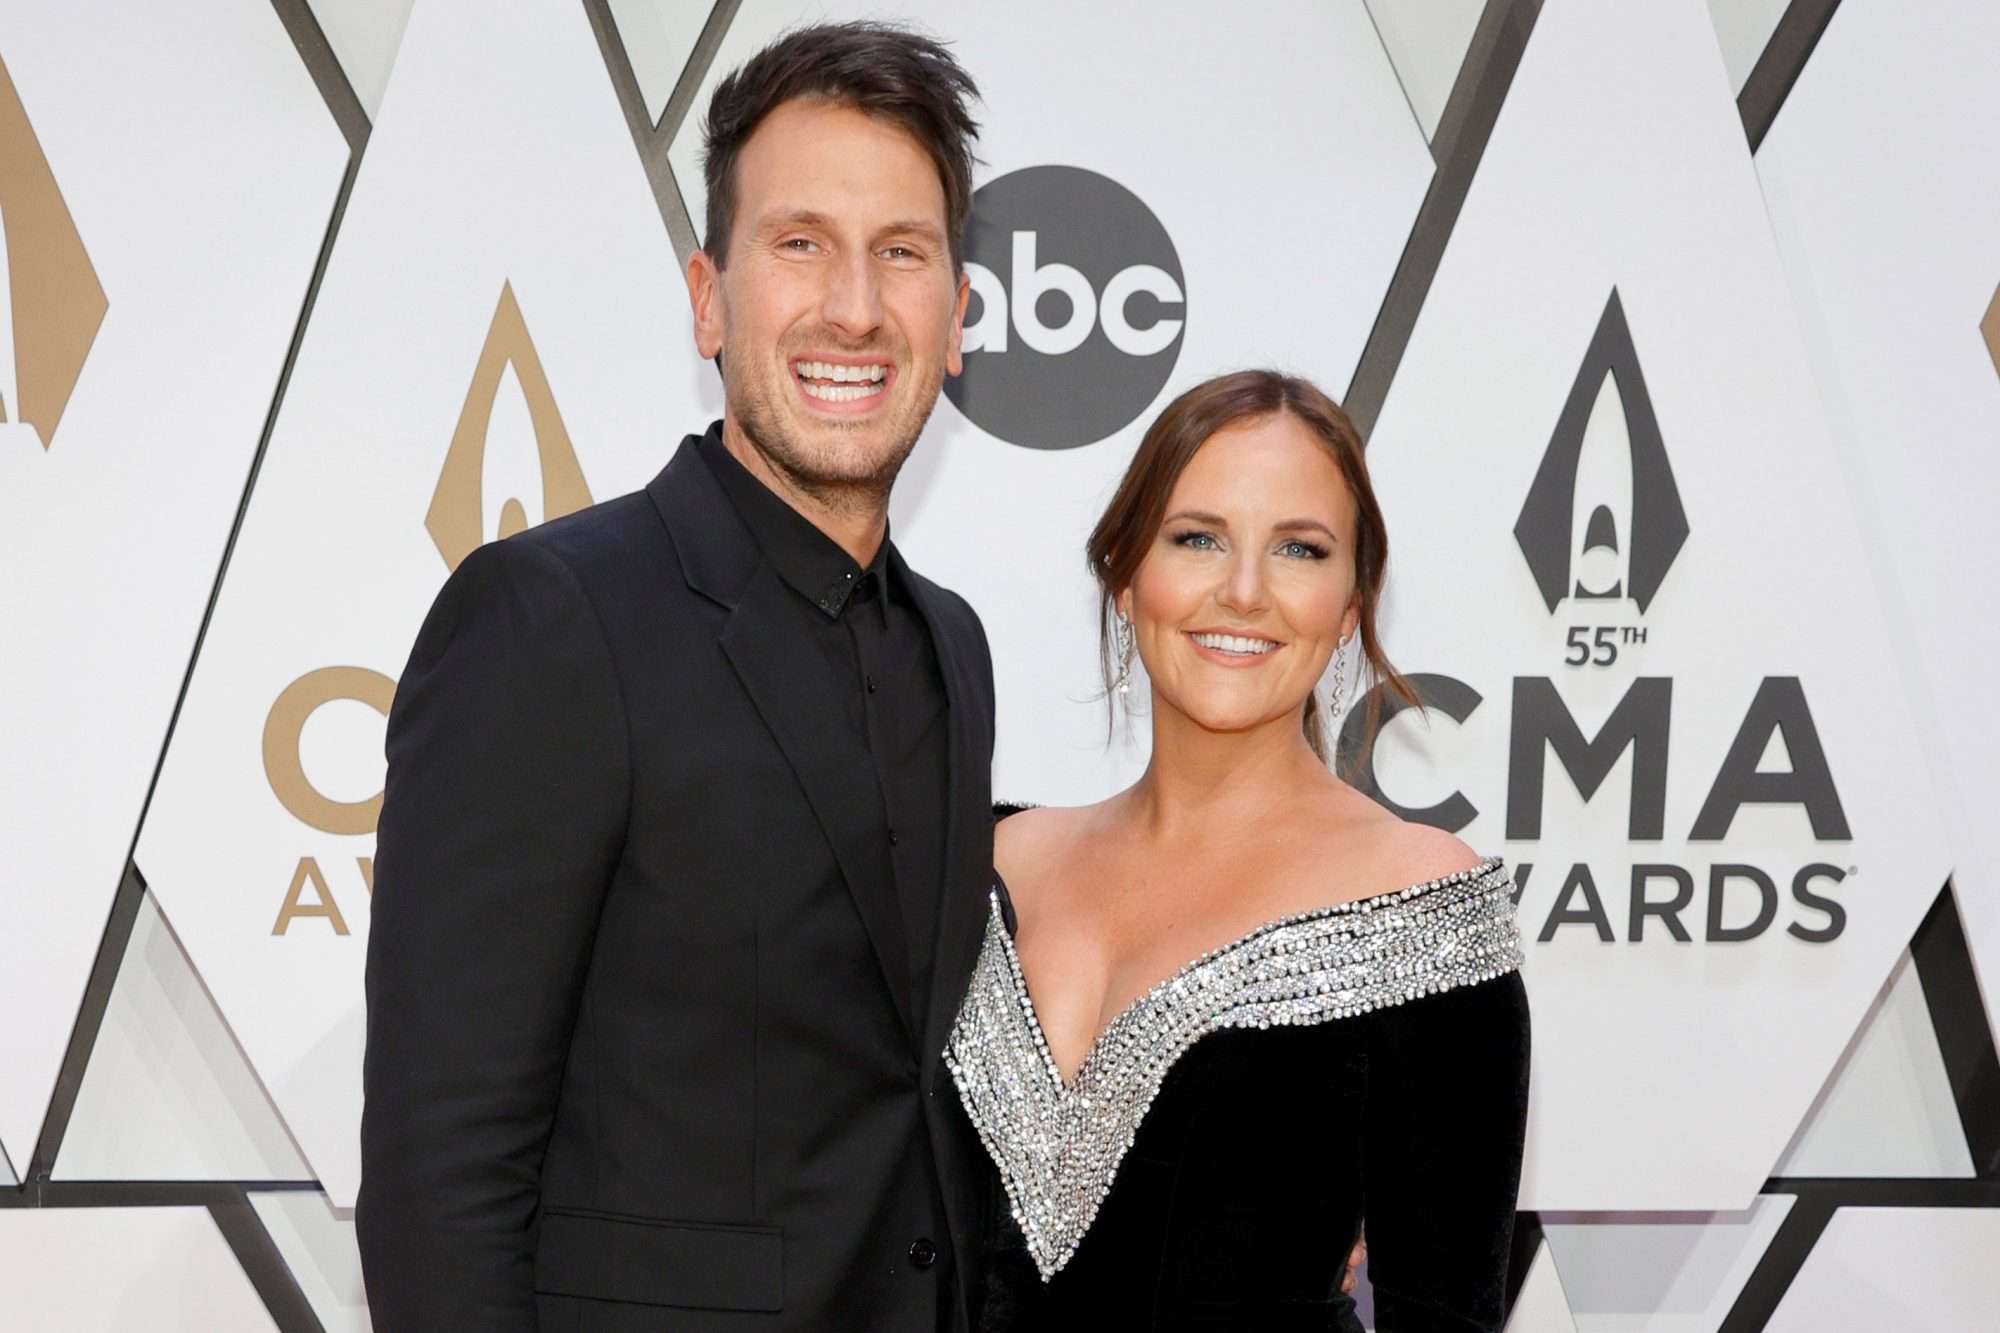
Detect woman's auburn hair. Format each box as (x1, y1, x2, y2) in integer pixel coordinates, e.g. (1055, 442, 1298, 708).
(1084, 368, 1419, 772)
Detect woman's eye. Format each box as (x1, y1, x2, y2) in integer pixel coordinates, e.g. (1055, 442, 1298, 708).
(1171, 531, 1219, 551)
(1280, 539, 1329, 559)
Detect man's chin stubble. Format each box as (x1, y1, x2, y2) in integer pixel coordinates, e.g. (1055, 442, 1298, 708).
(732, 369, 942, 515)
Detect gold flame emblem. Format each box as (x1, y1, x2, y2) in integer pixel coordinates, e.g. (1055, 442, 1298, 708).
(0, 51, 107, 449)
(426, 281, 592, 571)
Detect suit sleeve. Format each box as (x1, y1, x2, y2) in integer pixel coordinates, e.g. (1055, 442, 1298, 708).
(357, 539, 630, 1332)
(1363, 972, 1531, 1332)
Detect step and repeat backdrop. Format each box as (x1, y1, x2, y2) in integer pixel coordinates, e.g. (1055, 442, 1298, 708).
(2, 1, 1996, 1329)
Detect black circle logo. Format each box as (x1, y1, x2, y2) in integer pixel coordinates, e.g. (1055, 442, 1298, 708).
(945, 165, 1186, 450)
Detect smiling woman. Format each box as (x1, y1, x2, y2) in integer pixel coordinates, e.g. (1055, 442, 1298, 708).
(1088, 369, 1419, 770)
(947, 369, 1531, 1331)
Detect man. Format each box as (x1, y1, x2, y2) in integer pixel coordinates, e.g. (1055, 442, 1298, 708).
(357, 23, 993, 1331)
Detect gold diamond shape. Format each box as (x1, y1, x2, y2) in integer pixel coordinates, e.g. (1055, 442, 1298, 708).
(1982, 283, 2000, 382)
(0, 51, 108, 449)
(426, 281, 593, 572)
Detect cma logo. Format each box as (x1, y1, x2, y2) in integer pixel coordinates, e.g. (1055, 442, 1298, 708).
(1515, 290, 1689, 615)
(0, 51, 107, 450)
(945, 165, 1186, 451)
(267, 282, 590, 934)
(1342, 673, 1854, 946)
(1345, 292, 1854, 946)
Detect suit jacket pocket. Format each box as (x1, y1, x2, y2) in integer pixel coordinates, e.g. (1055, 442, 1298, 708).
(534, 1207, 783, 1312)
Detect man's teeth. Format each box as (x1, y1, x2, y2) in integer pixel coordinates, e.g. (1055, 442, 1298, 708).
(1192, 632, 1279, 656)
(800, 381, 881, 402)
(795, 361, 888, 403)
(796, 361, 888, 383)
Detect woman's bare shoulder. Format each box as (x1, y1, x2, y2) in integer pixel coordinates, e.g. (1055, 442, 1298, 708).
(1367, 817, 1489, 883)
(994, 801, 1117, 911)
(1311, 790, 1491, 902)
(995, 802, 1087, 866)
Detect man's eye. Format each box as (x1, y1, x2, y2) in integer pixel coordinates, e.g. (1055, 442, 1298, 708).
(782, 238, 818, 253)
(882, 245, 915, 260)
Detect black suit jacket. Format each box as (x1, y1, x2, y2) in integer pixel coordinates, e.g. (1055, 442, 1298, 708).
(357, 434, 998, 1331)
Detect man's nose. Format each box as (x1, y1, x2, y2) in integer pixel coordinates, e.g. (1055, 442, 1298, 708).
(821, 249, 883, 339)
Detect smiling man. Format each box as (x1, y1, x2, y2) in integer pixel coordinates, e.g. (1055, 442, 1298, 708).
(356, 25, 997, 1332)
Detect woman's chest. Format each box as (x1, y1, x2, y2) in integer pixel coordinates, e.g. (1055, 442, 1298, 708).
(1011, 885, 1343, 1079)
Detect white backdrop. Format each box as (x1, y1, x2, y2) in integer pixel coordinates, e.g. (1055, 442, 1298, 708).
(1360, 0, 1947, 1210)
(2, 1, 1995, 1330)
(0, 0, 347, 1177)
(138, 0, 714, 1207)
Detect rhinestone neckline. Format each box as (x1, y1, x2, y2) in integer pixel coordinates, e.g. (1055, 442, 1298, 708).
(943, 858, 1523, 1281)
(1010, 857, 1508, 1092)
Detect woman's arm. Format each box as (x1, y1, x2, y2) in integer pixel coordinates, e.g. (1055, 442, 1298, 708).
(1362, 970, 1532, 1332)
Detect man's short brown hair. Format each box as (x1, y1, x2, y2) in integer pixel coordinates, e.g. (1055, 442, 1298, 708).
(700, 21, 981, 270)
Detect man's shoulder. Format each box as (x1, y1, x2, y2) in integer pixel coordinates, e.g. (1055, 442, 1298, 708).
(513, 488, 659, 562)
(435, 486, 686, 644)
(502, 432, 716, 578)
(476, 480, 685, 599)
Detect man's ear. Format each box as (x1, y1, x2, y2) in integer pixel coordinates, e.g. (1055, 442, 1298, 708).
(946, 267, 972, 377)
(688, 249, 724, 360)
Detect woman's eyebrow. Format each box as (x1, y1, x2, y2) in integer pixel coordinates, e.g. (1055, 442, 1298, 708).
(1162, 509, 1229, 527)
(1274, 518, 1339, 541)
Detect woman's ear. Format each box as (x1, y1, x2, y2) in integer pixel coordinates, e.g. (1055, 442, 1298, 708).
(1116, 587, 1135, 623)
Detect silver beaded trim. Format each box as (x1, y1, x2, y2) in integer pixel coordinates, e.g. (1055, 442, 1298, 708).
(942, 857, 1523, 1282)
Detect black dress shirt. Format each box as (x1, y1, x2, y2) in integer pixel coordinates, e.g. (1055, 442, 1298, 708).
(698, 425, 952, 1036)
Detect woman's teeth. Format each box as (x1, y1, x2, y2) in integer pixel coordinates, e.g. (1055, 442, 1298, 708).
(796, 361, 889, 401)
(1191, 632, 1279, 656)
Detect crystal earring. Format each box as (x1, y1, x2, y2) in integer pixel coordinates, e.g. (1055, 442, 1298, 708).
(1328, 633, 1349, 714)
(1114, 614, 1135, 697)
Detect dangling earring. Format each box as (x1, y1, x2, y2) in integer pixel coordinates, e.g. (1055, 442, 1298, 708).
(1114, 613, 1135, 697)
(1328, 632, 1350, 714)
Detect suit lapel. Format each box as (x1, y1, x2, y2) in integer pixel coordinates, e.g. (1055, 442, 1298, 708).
(652, 436, 916, 1040)
(719, 569, 916, 1040)
(900, 560, 995, 1086)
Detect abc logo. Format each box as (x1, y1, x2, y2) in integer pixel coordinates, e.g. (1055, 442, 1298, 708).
(945, 165, 1186, 450)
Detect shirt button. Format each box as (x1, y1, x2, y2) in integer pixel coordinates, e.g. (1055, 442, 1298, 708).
(889, 829, 900, 846)
(866, 675, 878, 694)
(908, 1238, 937, 1269)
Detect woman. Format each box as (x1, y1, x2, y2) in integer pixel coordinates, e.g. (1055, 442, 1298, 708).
(946, 370, 1530, 1331)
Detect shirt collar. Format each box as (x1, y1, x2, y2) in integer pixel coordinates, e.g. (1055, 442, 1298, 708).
(697, 420, 892, 619)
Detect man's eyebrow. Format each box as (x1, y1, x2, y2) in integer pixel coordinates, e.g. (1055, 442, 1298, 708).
(754, 208, 834, 233)
(751, 211, 946, 246)
(879, 219, 947, 245)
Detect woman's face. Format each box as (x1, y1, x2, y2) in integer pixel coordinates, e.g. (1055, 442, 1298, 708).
(1121, 411, 1361, 743)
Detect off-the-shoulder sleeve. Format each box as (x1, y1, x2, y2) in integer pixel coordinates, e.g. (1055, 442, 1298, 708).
(1362, 969, 1531, 1331)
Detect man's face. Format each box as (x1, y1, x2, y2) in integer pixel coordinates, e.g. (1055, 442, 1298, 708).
(689, 98, 970, 499)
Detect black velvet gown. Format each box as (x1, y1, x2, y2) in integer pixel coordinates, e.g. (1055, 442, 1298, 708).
(944, 858, 1530, 1332)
